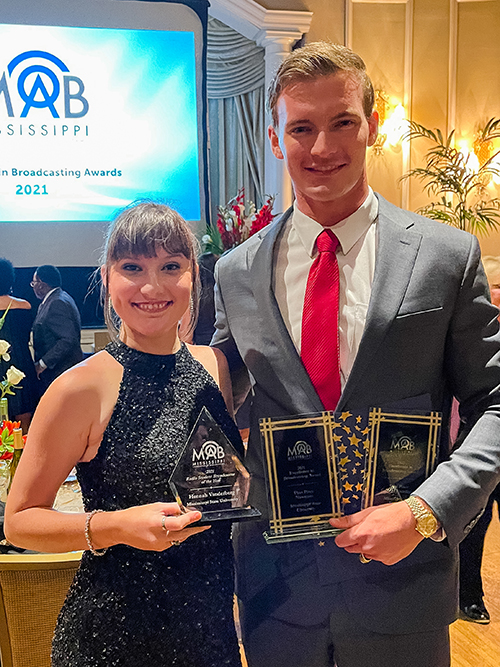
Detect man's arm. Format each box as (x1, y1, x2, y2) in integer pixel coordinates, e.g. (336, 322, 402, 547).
(211, 261, 251, 412)
(332, 234, 500, 563)
(37, 299, 81, 370)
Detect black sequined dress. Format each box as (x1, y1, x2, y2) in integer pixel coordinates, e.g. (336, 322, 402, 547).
(52, 341, 243, 667)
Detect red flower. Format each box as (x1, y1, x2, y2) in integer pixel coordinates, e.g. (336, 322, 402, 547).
(216, 190, 275, 252)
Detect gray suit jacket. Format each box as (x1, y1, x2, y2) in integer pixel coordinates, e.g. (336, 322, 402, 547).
(212, 195, 500, 634)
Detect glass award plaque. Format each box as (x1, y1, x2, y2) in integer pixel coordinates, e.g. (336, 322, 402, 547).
(169, 407, 261, 524)
(260, 411, 371, 544)
(362, 408, 441, 508)
(260, 408, 441, 544)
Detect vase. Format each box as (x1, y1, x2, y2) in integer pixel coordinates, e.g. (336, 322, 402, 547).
(0, 460, 10, 502)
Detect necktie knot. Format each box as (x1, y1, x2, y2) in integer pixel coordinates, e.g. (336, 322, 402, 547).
(316, 229, 339, 254)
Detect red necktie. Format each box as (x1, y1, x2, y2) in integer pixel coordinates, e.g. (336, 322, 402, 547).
(301, 229, 341, 411)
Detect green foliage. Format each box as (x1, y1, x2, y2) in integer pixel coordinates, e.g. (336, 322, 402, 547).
(401, 119, 500, 234)
(201, 224, 224, 255)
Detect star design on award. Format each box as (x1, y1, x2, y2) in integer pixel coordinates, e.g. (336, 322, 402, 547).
(337, 443, 347, 453)
(343, 426, 351, 434)
(341, 411, 352, 421)
(356, 482, 363, 492)
(342, 497, 351, 504)
(354, 448, 364, 459)
(340, 456, 351, 467)
(333, 433, 343, 442)
(343, 481, 354, 491)
(349, 434, 361, 447)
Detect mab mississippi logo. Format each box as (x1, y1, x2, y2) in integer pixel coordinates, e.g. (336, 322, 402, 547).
(192, 441, 225, 463)
(287, 440, 313, 461)
(0, 50, 89, 119)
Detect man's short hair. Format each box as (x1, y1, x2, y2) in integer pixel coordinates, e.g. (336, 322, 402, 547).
(36, 264, 62, 288)
(267, 41, 375, 127)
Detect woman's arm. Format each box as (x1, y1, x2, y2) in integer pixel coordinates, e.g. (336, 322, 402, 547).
(5, 356, 204, 552)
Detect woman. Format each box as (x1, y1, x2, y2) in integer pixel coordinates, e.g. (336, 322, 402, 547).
(5, 203, 243, 666)
(0, 258, 38, 430)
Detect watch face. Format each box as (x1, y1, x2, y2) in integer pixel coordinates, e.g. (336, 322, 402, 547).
(419, 515, 438, 537)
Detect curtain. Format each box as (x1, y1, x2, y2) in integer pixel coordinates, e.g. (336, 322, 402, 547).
(207, 17, 266, 224)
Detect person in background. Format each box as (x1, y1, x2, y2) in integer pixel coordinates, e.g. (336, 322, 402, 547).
(0, 258, 38, 431)
(5, 202, 243, 667)
(193, 251, 219, 346)
(31, 264, 83, 393)
(212, 41, 500, 667)
(458, 255, 500, 624)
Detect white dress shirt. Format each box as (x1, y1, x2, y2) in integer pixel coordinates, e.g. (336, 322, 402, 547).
(274, 188, 379, 387)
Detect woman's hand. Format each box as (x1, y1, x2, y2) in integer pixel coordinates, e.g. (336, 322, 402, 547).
(93, 502, 209, 552)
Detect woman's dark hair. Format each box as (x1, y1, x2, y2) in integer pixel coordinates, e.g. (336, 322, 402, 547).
(101, 201, 200, 338)
(0, 258, 15, 296)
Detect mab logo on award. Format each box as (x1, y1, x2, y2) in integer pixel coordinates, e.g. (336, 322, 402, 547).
(287, 441, 313, 461)
(0, 50, 89, 120)
(192, 441, 225, 464)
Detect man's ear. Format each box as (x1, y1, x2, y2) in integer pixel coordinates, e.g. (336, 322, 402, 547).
(367, 111, 379, 147)
(268, 125, 284, 160)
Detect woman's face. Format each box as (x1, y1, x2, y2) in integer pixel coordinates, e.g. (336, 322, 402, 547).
(105, 248, 192, 352)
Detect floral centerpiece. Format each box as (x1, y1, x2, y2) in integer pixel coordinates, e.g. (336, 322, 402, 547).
(0, 420, 23, 461)
(202, 188, 275, 254)
(0, 343, 25, 403)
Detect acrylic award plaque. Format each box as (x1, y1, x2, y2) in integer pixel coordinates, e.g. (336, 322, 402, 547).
(362, 408, 441, 509)
(260, 408, 441, 544)
(169, 407, 261, 524)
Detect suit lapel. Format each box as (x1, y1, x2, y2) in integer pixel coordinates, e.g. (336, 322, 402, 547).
(339, 198, 423, 409)
(249, 209, 324, 412)
(35, 287, 59, 323)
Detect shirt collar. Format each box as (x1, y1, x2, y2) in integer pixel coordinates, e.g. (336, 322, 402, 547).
(292, 188, 379, 257)
(41, 287, 58, 305)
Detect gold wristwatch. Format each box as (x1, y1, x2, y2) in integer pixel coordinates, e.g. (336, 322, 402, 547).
(405, 496, 439, 538)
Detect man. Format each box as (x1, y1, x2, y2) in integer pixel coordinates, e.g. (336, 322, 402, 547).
(458, 255, 500, 624)
(212, 42, 500, 667)
(31, 264, 82, 392)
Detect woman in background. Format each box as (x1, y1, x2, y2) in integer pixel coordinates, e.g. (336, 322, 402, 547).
(5, 202, 242, 667)
(0, 258, 38, 430)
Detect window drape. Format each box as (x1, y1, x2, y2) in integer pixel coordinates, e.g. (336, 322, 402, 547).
(207, 17, 266, 223)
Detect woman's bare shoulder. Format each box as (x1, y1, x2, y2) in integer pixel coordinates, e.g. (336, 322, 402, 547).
(0, 296, 31, 310)
(186, 344, 233, 415)
(47, 350, 122, 401)
(186, 344, 224, 379)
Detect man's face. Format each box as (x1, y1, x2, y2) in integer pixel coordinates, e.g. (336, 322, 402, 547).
(269, 72, 378, 224)
(31, 273, 48, 300)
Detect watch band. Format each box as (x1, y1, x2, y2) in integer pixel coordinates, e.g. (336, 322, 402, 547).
(405, 496, 439, 538)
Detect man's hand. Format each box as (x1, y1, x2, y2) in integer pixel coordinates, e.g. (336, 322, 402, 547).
(330, 501, 424, 565)
(35, 360, 47, 378)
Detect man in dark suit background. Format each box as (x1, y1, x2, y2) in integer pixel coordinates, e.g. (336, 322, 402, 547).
(31, 264, 82, 393)
(212, 42, 500, 667)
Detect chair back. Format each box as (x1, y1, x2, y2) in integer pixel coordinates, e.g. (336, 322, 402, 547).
(0, 552, 82, 667)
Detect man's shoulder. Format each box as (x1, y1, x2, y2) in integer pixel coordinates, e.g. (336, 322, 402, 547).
(217, 208, 291, 273)
(376, 194, 475, 247)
